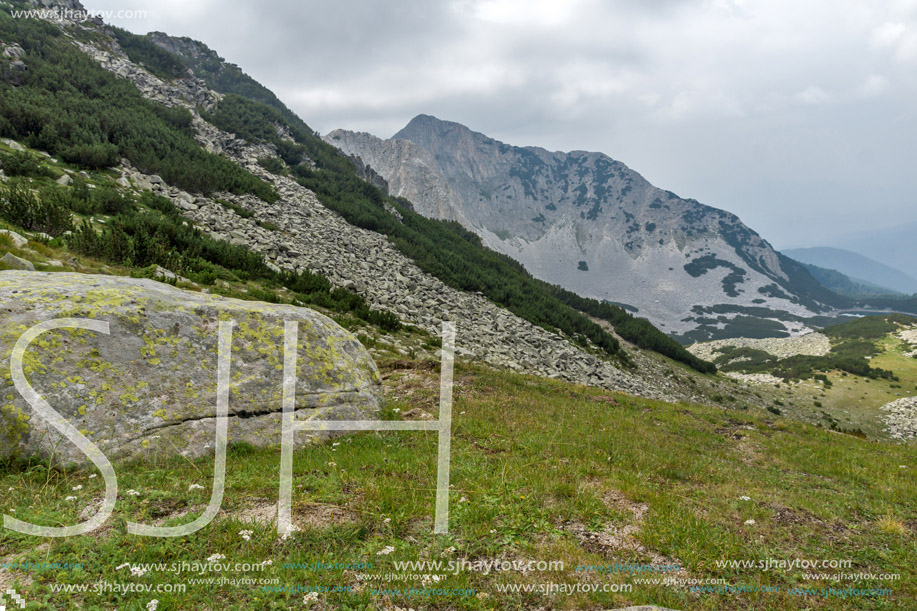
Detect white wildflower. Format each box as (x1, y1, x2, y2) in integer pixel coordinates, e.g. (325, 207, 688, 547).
(280, 523, 300, 541)
(303, 591, 319, 603)
(206, 554, 226, 563)
(126, 489, 140, 496)
(383, 517, 391, 524)
(72, 485, 83, 491)
(327, 462, 336, 467)
(88, 474, 97, 479)
(188, 484, 205, 491)
(65, 496, 77, 501)
(441, 546, 456, 556)
(744, 519, 756, 525)
(420, 574, 442, 586)
(376, 545, 395, 556)
(739, 496, 751, 501)
(238, 529, 254, 541)
(130, 565, 148, 577)
(146, 600, 159, 611)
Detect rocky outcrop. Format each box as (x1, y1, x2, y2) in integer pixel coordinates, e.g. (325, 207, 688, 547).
(898, 327, 917, 358)
(71, 38, 273, 163)
(0, 253, 34, 271)
(147, 32, 215, 62)
(325, 130, 468, 223)
(327, 116, 839, 339)
(25, 0, 86, 9)
(688, 333, 832, 362)
(1, 42, 29, 85)
(347, 154, 390, 194)
(71, 39, 213, 111)
(0, 272, 382, 464)
(881, 396, 917, 441)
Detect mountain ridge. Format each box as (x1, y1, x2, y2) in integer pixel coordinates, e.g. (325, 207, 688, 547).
(328, 115, 844, 340)
(826, 221, 917, 276)
(784, 246, 917, 295)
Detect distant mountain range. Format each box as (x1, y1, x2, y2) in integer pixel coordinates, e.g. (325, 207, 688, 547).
(796, 263, 902, 298)
(825, 222, 917, 278)
(783, 247, 917, 296)
(326, 116, 842, 341)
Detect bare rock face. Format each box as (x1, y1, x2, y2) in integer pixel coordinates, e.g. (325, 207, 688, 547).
(0, 272, 382, 465)
(327, 115, 842, 340)
(324, 129, 470, 225)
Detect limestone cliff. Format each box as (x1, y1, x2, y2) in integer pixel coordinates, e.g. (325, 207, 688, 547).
(327, 116, 843, 340)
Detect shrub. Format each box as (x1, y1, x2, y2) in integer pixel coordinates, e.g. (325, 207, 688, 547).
(257, 156, 285, 174)
(0, 179, 72, 236)
(92, 184, 131, 215)
(0, 150, 49, 178)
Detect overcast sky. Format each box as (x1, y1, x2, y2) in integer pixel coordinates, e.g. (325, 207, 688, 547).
(88, 0, 917, 250)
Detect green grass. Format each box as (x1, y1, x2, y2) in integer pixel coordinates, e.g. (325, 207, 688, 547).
(1, 361, 913, 610)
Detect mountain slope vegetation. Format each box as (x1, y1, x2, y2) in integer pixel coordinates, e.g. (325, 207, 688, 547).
(0, 13, 276, 201)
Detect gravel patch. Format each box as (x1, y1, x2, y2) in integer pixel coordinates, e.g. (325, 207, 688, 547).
(724, 372, 783, 385)
(897, 327, 917, 358)
(881, 396, 917, 441)
(689, 333, 831, 362)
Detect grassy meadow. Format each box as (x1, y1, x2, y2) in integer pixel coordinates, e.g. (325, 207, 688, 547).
(1, 358, 913, 610)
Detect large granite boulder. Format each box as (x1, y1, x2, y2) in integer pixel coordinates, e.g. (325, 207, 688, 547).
(0, 271, 382, 465)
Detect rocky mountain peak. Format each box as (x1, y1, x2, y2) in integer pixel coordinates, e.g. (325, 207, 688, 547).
(147, 32, 218, 62)
(329, 116, 841, 340)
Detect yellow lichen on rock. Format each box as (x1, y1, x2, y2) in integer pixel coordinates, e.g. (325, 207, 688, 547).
(0, 271, 382, 465)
